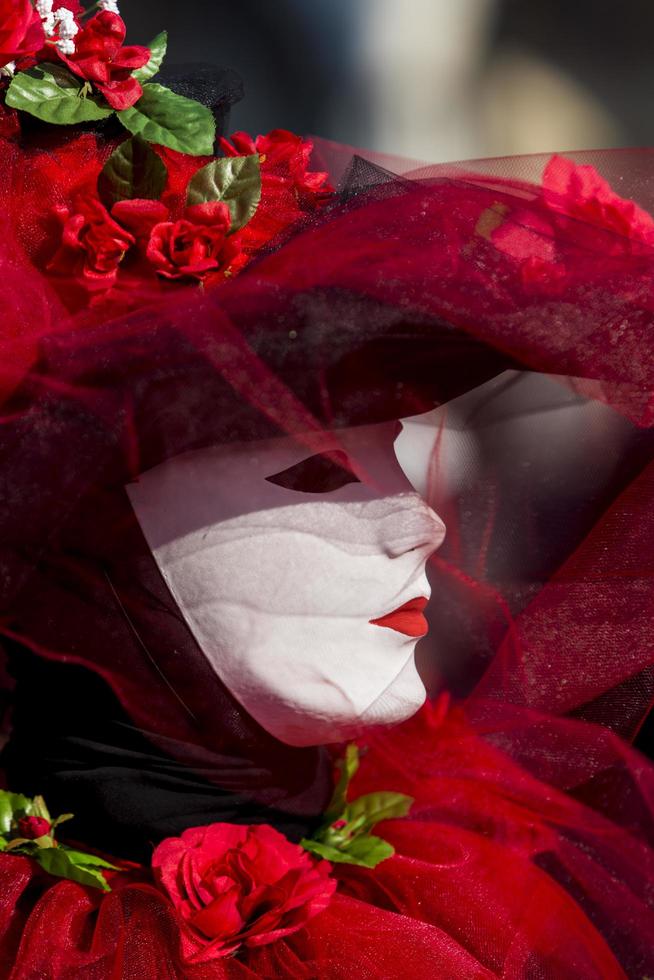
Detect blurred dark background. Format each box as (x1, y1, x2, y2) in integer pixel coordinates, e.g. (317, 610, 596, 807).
(122, 0, 654, 162)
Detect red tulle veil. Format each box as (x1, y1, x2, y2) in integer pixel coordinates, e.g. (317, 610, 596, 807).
(0, 124, 653, 978)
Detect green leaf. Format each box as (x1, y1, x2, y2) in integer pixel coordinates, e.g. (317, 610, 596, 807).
(301, 839, 350, 863)
(59, 847, 118, 871)
(4, 838, 33, 852)
(302, 745, 410, 871)
(134, 31, 168, 83)
(51, 813, 74, 829)
(324, 743, 360, 822)
(117, 83, 215, 156)
(98, 135, 168, 208)
(0, 838, 7, 852)
(32, 796, 52, 822)
(6, 63, 113, 125)
(344, 792, 414, 834)
(341, 834, 395, 868)
(186, 155, 262, 231)
(301, 834, 394, 869)
(0, 791, 34, 836)
(35, 849, 112, 892)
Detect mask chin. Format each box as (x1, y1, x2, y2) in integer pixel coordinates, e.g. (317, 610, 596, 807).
(256, 658, 425, 747)
(357, 655, 427, 728)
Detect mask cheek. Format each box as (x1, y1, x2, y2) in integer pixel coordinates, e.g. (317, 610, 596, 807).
(143, 519, 428, 746)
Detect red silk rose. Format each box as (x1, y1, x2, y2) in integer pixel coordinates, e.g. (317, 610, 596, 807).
(221, 129, 332, 205)
(220, 129, 332, 256)
(492, 155, 654, 291)
(111, 198, 170, 244)
(143, 201, 245, 282)
(58, 11, 149, 110)
(17, 816, 51, 840)
(0, 0, 45, 69)
(152, 823, 336, 962)
(49, 194, 135, 294)
(542, 154, 654, 248)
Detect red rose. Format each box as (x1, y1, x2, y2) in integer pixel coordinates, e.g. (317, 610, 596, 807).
(144, 201, 244, 282)
(111, 198, 170, 243)
(221, 129, 332, 205)
(220, 129, 332, 257)
(152, 822, 336, 963)
(49, 194, 135, 294)
(491, 155, 654, 291)
(542, 154, 654, 249)
(0, 0, 45, 69)
(59, 12, 149, 110)
(17, 816, 51, 840)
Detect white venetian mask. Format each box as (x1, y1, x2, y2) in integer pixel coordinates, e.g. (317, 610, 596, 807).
(127, 420, 445, 746)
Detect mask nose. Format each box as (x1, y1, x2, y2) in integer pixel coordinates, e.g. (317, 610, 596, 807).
(381, 493, 446, 559)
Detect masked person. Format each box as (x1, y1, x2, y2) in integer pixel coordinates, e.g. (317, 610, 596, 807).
(0, 10, 653, 975)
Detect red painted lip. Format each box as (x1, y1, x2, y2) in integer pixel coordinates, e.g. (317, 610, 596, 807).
(370, 596, 429, 638)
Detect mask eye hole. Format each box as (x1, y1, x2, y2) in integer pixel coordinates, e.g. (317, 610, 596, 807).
(265, 450, 361, 494)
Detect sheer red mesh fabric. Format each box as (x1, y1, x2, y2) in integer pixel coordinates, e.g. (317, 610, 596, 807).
(0, 133, 653, 976)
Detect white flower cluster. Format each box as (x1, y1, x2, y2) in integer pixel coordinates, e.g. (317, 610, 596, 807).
(35, 0, 55, 36)
(36, 2, 80, 57)
(55, 7, 79, 56)
(98, 0, 120, 12)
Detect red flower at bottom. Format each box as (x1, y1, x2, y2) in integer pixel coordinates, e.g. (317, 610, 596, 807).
(152, 823, 335, 963)
(17, 817, 51, 840)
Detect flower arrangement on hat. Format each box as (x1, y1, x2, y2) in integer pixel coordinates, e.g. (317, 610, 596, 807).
(0, 1, 333, 310)
(1, 10, 653, 975)
(2, 1, 647, 314)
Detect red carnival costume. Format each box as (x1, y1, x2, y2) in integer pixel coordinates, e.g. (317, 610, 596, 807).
(0, 3, 652, 978)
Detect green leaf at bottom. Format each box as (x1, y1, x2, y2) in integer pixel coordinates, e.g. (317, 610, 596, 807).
(324, 744, 360, 823)
(0, 791, 34, 836)
(344, 792, 414, 833)
(35, 848, 113, 892)
(59, 847, 118, 870)
(301, 834, 394, 869)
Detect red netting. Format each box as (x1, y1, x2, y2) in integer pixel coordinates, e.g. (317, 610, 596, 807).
(0, 132, 653, 976)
